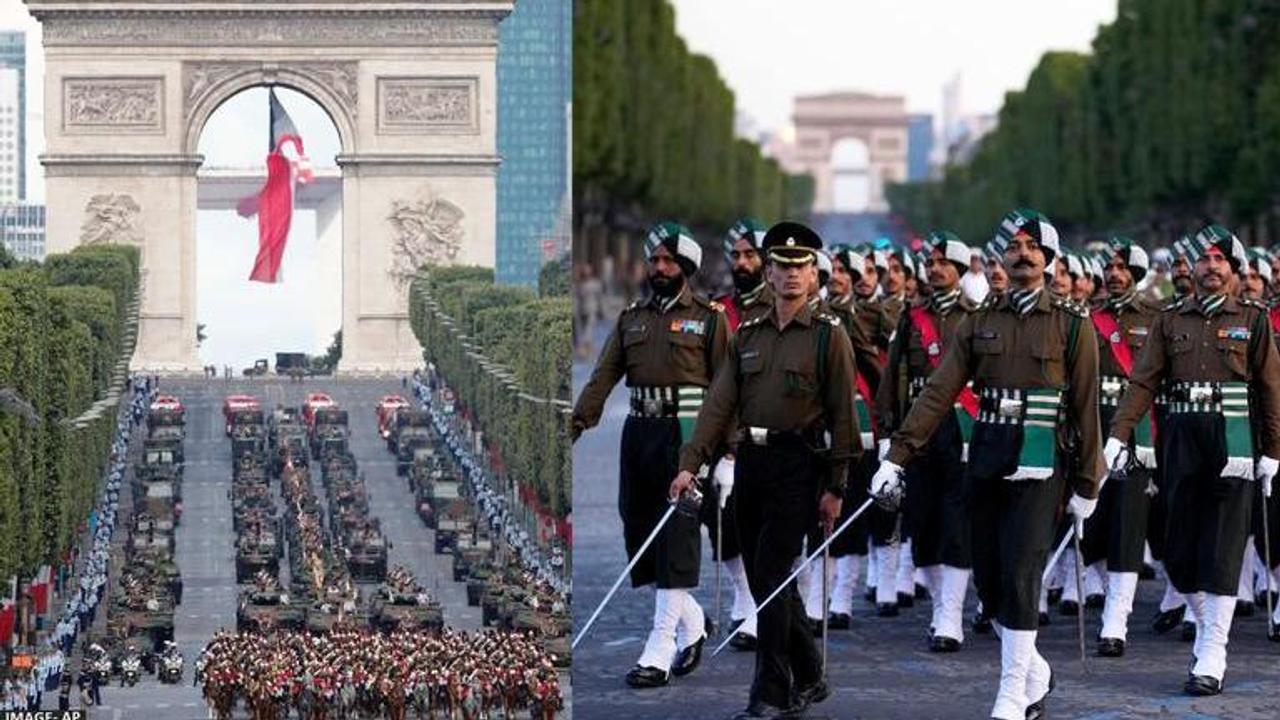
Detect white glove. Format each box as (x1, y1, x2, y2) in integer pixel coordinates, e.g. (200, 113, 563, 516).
(869, 461, 904, 499)
(713, 457, 735, 509)
(1103, 437, 1128, 471)
(1067, 493, 1097, 539)
(877, 439, 891, 462)
(1257, 456, 1278, 498)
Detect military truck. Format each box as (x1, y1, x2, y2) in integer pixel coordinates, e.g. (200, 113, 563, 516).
(415, 472, 461, 529)
(236, 587, 305, 633)
(385, 409, 431, 453)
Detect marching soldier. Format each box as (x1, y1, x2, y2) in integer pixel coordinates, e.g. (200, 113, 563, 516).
(672, 221, 859, 719)
(1107, 224, 1280, 695)
(874, 208, 1105, 720)
(802, 248, 882, 629)
(572, 221, 728, 687)
(1082, 238, 1160, 657)
(984, 244, 1010, 298)
(874, 231, 979, 652)
(711, 218, 775, 651)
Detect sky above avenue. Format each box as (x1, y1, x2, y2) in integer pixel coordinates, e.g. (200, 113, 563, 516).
(670, 0, 1118, 131)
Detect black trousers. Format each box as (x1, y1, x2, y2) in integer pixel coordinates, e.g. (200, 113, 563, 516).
(1147, 405, 1173, 563)
(904, 411, 969, 569)
(701, 479, 742, 562)
(830, 453, 874, 557)
(1160, 414, 1253, 596)
(1079, 469, 1151, 572)
(966, 423, 1064, 631)
(734, 443, 823, 709)
(1254, 488, 1279, 571)
(1081, 406, 1150, 571)
(618, 415, 701, 589)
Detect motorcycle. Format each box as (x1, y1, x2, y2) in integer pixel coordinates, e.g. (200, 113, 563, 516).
(120, 654, 141, 687)
(158, 652, 183, 684)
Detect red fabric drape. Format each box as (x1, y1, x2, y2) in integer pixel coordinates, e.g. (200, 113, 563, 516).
(248, 150, 295, 283)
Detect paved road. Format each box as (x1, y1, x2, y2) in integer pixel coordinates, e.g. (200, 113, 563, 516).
(74, 376, 483, 719)
(571, 328, 1280, 720)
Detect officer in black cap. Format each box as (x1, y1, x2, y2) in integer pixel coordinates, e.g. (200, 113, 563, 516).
(674, 220, 860, 719)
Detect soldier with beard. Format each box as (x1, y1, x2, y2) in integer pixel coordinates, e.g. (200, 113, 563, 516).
(709, 218, 773, 652)
(573, 221, 728, 687)
(876, 208, 1104, 720)
(1081, 238, 1161, 658)
(1107, 225, 1280, 695)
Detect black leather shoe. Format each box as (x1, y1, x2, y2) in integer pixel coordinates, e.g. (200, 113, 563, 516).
(1140, 563, 1156, 580)
(1258, 590, 1278, 608)
(1151, 606, 1185, 634)
(877, 602, 899, 617)
(915, 583, 929, 600)
(796, 678, 831, 707)
(972, 611, 993, 634)
(625, 665, 669, 688)
(1180, 621, 1196, 642)
(1268, 623, 1280, 642)
(1046, 587, 1063, 605)
(809, 617, 824, 638)
(1085, 593, 1105, 609)
(928, 634, 960, 653)
(1038, 612, 1051, 627)
(827, 611, 851, 630)
(1183, 674, 1222, 696)
(1234, 600, 1255, 618)
(864, 586, 876, 602)
(1059, 599, 1079, 616)
(1097, 637, 1125, 657)
(672, 618, 711, 677)
(730, 631, 758, 652)
(730, 699, 800, 719)
(897, 592, 915, 608)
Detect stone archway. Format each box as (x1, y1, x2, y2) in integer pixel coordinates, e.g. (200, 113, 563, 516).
(26, 1, 510, 373)
(792, 91, 909, 214)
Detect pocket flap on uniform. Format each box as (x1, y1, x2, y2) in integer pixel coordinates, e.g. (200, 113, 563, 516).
(668, 331, 703, 348)
(622, 324, 647, 347)
(739, 350, 763, 374)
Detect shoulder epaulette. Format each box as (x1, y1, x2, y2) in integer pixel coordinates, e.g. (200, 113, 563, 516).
(977, 294, 1000, 312)
(1162, 297, 1186, 312)
(738, 315, 766, 331)
(1052, 297, 1089, 318)
(815, 312, 841, 327)
(1239, 297, 1268, 311)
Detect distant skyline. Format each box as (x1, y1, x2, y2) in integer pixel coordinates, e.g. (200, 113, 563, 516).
(670, 0, 1117, 132)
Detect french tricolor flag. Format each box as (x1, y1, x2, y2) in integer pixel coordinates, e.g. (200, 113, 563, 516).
(238, 88, 313, 283)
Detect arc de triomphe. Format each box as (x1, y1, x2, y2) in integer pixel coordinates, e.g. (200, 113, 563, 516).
(25, 0, 511, 373)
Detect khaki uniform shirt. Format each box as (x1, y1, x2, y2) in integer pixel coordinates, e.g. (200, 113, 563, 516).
(855, 296, 895, 352)
(823, 295, 884, 396)
(1094, 294, 1161, 380)
(886, 288, 1106, 499)
(1110, 294, 1280, 458)
(679, 301, 860, 496)
(875, 292, 978, 435)
(718, 282, 774, 331)
(572, 286, 729, 432)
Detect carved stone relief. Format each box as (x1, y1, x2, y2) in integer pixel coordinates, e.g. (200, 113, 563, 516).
(80, 194, 143, 247)
(63, 77, 163, 132)
(378, 78, 478, 134)
(387, 190, 466, 285)
(182, 61, 357, 137)
(42, 15, 500, 47)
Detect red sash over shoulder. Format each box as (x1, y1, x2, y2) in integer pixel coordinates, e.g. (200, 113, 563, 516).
(908, 306, 978, 418)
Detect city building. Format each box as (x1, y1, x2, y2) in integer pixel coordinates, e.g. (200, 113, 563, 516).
(906, 113, 935, 182)
(0, 202, 45, 261)
(0, 32, 25, 202)
(495, 0, 571, 288)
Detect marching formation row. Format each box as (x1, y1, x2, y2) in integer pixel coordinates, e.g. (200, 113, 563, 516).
(575, 214, 1280, 720)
